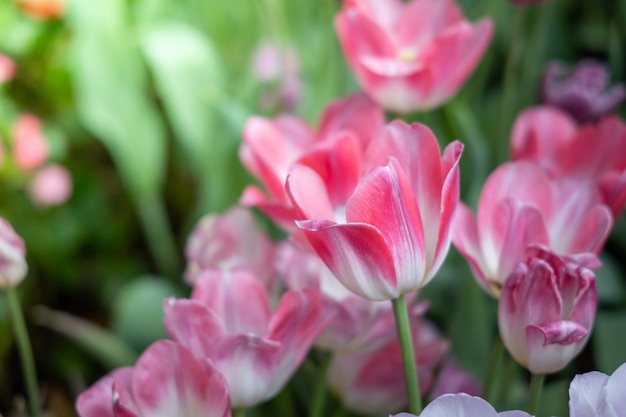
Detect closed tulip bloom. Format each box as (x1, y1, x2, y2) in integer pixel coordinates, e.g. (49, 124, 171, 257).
(288, 121, 462, 301)
(498, 246, 597, 374)
(335, 0, 493, 113)
(568, 362, 626, 417)
(392, 393, 531, 417)
(541, 60, 625, 124)
(76, 340, 231, 417)
(0, 217, 27, 289)
(164, 270, 332, 407)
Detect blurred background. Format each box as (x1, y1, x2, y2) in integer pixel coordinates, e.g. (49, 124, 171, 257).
(0, 0, 624, 415)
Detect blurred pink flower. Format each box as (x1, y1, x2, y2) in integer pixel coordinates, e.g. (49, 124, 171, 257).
(239, 92, 384, 230)
(184, 207, 276, 287)
(541, 60, 625, 123)
(452, 161, 611, 297)
(0, 54, 16, 84)
(164, 269, 332, 407)
(12, 114, 49, 171)
(0, 217, 27, 289)
(328, 308, 448, 414)
(28, 164, 72, 207)
(498, 246, 597, 374)
(277, 241, 402, 352)
(287, 120, 462, 301)
(569, 362, 626, 417)
(335, 0, 493, 113)
(392, 393, 531, 417)
(76, 340, 231, 417)
(251, 42, 299, 82)
(428, 360, 481, 400)
(511, 106, 626, 217)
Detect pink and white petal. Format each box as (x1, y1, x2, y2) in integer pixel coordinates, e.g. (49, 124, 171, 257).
(525, 324, 587, 374)
(287, 164, 336, 221)
(417, 20, 493, 109)
(419, 393, 499, 417)
(163, 298, 226, 359)
(604, 363, 626, 415)
(346, 0, 404, 34)
(346, 158, 426, 292)
(510, 106, 577, 164)
(568, 275, 597, 332)
(296, 219, 398, 300)
(428, 140, 463, 281)
(111, 382, 139, 417)
(191, 270, 271, 336)
(76, 368, 134, 417)
(132, 341, 231, 417)
(598, 170, 626, 218)
(396, 0, 463, 50)
(211, 334, 281, 408)
(366, 69, 435, 114)
(568, 371, 609, 417)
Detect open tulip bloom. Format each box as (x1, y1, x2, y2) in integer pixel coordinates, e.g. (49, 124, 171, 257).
(568, 362, 626, 417)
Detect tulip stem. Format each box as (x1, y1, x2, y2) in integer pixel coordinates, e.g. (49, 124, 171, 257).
(7, 288, 41, 417)
(392, 295, 422, 414)
(483, 334, 504, 403)
(311, 353, 331, 417)
(526, 373, 545, 415)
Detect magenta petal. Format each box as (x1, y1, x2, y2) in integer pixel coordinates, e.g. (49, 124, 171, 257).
(347, 158, 426, 293)
(525, 322, 588, 373)
(287, 164, 336, 221)
(396, 0, 463, 49)
(111, 382, 139, 417)
(132, 340, 231, 417)
(529, 321, 589, 346)
(297, 219, 398, 301)
(76, 368, 134, 417)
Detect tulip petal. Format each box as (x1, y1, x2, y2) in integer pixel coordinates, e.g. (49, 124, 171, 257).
(111, 382, 139, 417)
(419, 393, 499, 417)
(568, 371, 608, 417)
(604, 363, 626, 415)
(132, 340, 231, 417)
(347, 158, 426, 292)
(287, 164, 336, 221)
(76, 368, 134, 417)
(525, 321, 588, 373)
(397, 0, 463, 50)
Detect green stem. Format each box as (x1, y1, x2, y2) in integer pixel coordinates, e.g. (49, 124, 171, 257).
(311, 353, 331, 417)
(391, 295, 422, 414)
(497, 6, 525, 162)
(233, 408, 247, 417)
(7, 288, 41, 417)
(135, 195, 180, 279)
(526, 373, 545, 415)
(496, 350, 519, 406)
(483, 335, 504, 403)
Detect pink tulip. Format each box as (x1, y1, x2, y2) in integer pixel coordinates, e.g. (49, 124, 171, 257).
(541, 60, 625, 123)
(184, 207, 276, 287)
(328, 311, 448, 414)
(498, 246, 597, 374)
(164, 269, 332, 407)
(0, 54, 16, 84)
(0, 217, 27, 289)
(452, 161, 611, 297)
(239, 93, 384, 229)
(428, 360, 481, 401)
(392, 393, 531, 417)
(12, 114, 49, 171)
(335, 0, 493, 113)
(28, 164, 73, 206)
(288, 120, 463, 301)
(76, 340, 231, 417)
(276, 241, 403, 352)
(568, 362, 626, 417)
(511, 106, 626, 217)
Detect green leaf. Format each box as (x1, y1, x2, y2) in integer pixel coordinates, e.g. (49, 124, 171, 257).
(66, 0, 167, 199)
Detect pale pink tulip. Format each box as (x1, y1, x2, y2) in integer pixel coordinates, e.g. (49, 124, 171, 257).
(240, 93, 384, 229)
(28, 164, 73, 206)
(511, 107, 626, 217)
(541, 60, 625, 123)
(12, 114, 49, 171)
(498, 246, 597, 374)
(393, 393, 531, 417)
(335, 0, 493, 113)
(164, 269, 332, 407)
(184, 207, 276, 287)
(0, 54, 16, 84)
(452, 161, 611, 297)
(569, 362, 626, 417)
(277, 241, 402, 352)
(288, 120, 462, 301)
(328, 311, 448, 414)
(76, 340, 231, 417)
(0, 217, 27, 289)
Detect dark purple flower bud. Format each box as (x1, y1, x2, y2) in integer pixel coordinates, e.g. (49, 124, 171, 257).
(541, 59, 626, 123)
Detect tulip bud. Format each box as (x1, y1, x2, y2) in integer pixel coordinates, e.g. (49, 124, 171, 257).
(498, 246, 597, 374)
(0, 217, 27, 289)
(0, 54, 16, 84)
